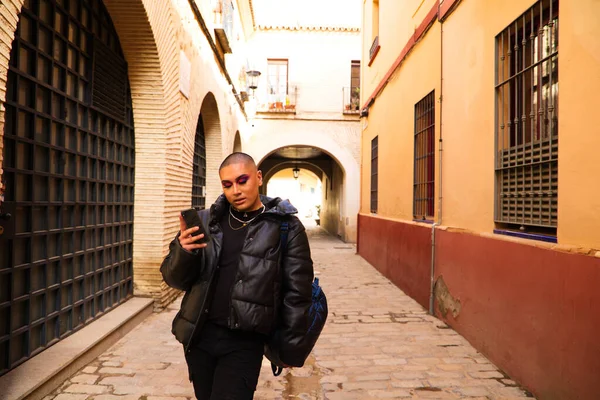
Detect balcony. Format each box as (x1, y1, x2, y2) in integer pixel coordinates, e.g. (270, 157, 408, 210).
(257, 86, 298, 114)
(214, 0, 233, 53)
(343, 87, 360, 114)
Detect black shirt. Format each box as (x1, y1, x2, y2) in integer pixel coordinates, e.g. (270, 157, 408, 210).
(207, 205, 264, 326)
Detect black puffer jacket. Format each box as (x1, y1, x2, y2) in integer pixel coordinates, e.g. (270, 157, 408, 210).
(160, 195, 314, 366)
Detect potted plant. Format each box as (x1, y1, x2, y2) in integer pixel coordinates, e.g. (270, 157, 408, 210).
(315, 205, 321, 226)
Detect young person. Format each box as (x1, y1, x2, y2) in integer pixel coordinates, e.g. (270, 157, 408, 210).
(161, 152, 314, 399)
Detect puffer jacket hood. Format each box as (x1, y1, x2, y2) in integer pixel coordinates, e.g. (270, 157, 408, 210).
(160, 195, 313, 367)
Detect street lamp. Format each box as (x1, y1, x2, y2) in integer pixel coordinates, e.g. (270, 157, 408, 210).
(293, 167, 300, 180)
(246, 70, 261, 95)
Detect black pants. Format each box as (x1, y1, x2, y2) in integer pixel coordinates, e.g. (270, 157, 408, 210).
(185, 322, 265, 400)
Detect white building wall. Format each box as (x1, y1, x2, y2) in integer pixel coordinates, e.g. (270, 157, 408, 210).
(240, 28, 361, 242)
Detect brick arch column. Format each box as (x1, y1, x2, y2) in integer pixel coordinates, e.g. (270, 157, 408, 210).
(103, 0, 181, 304)
(0, 0, 182, 305)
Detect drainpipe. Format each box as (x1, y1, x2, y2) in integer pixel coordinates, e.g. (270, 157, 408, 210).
(438, 21, 444, 227)
(430, 18, 444, 316)
(430, 222, 438, 315)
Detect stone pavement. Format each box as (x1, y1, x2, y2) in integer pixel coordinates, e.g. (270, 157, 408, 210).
(43, 226, 533, 400)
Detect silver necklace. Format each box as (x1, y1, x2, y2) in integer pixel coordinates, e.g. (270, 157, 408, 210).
(229, 204, 265, 225)
(228, 213, 249, 230)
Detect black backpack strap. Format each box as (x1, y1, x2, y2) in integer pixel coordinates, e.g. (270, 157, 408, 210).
(271, 363, 284, 376)
(280, 221, 289, 255)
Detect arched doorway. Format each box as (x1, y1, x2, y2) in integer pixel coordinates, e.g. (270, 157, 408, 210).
(199, 93, 222, 205)
(192, 115, 207, 210)
(0, 0, 135, 375)
(258, 146, 351, 241)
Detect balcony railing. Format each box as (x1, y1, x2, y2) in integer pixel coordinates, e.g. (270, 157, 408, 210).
(343, 86, 360, 114)
(369, 35, 380, 65)
(257, 86, 298, 114)
(214, 0, 233, 53)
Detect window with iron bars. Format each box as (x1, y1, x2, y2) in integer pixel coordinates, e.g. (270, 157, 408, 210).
(414, 91, 435, 220)
(495, 0, 558, 236)
(371, 136, 378, 213)
(192, 115, 207, 210)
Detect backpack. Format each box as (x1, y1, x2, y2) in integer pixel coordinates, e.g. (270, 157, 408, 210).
(264, 221, 328, 376)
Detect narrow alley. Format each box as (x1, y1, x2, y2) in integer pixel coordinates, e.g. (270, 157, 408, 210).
(40, 227, 532, 400)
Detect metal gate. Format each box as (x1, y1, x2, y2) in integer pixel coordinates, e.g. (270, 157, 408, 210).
(0, 0, 135, 375)
(192, 115, 207, 210)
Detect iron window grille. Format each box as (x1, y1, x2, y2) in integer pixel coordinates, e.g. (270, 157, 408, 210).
(413, 91, 435, 220)
(369, 36, 379, 64)
(495, 0, 558, 235)
(0, 0, 134, 376)
(370, 136, 378, 213)
(192, 116, 207, 210)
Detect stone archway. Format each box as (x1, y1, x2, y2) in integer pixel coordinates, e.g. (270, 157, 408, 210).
(255, 142, 358, 242)
(0, 0, 183, 375)
(0, 0, 181, 302)
(262, 161, 328, 187)
(199, 92, 223, 205)
(100, 0, 181, 302)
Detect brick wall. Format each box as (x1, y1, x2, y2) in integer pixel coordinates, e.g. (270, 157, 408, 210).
(0, 0, 247, 309)
(102, 0, 179, 307)
(0, 0, 22, 180)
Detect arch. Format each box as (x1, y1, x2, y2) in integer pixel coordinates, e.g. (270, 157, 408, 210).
(191, 114, 207, 210)
(263, 161, 327, 185)
(0, 0, 145, 374)
(254, 135, 356, 178)
(253, 137, 359, 217)
(200, 92, 223, 204)
(95, 0, 183, 306)
(233, 130, 242, 152)
(249, 134, 360, 242)
(0, 0, 182, 305)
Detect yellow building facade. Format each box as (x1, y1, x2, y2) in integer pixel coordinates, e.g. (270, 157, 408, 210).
(359, 0, 600, 398)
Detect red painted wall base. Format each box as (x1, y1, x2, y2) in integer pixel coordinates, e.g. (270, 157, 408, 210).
(358, 214, 600, 399)
(357, 214, 431, 309)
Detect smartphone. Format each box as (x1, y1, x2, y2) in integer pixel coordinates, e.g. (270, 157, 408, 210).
(181, 208, 211, 244)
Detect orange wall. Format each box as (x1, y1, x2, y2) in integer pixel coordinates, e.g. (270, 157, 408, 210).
(440, 1, 536, 234)
(557, 1, 600, 248)
(360, 22, 441, 220)
(361, 0, 600, 249)
(362, 0, 438, 105)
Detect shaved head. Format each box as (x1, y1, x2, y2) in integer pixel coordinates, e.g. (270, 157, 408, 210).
(219, 152, 263, 211)
(219, 152, 257, 171)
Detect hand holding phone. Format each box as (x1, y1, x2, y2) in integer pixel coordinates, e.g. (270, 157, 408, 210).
(179, 208, 211, 251)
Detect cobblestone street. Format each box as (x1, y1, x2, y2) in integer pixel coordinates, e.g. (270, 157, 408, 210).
(43, 226, 533, 400)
